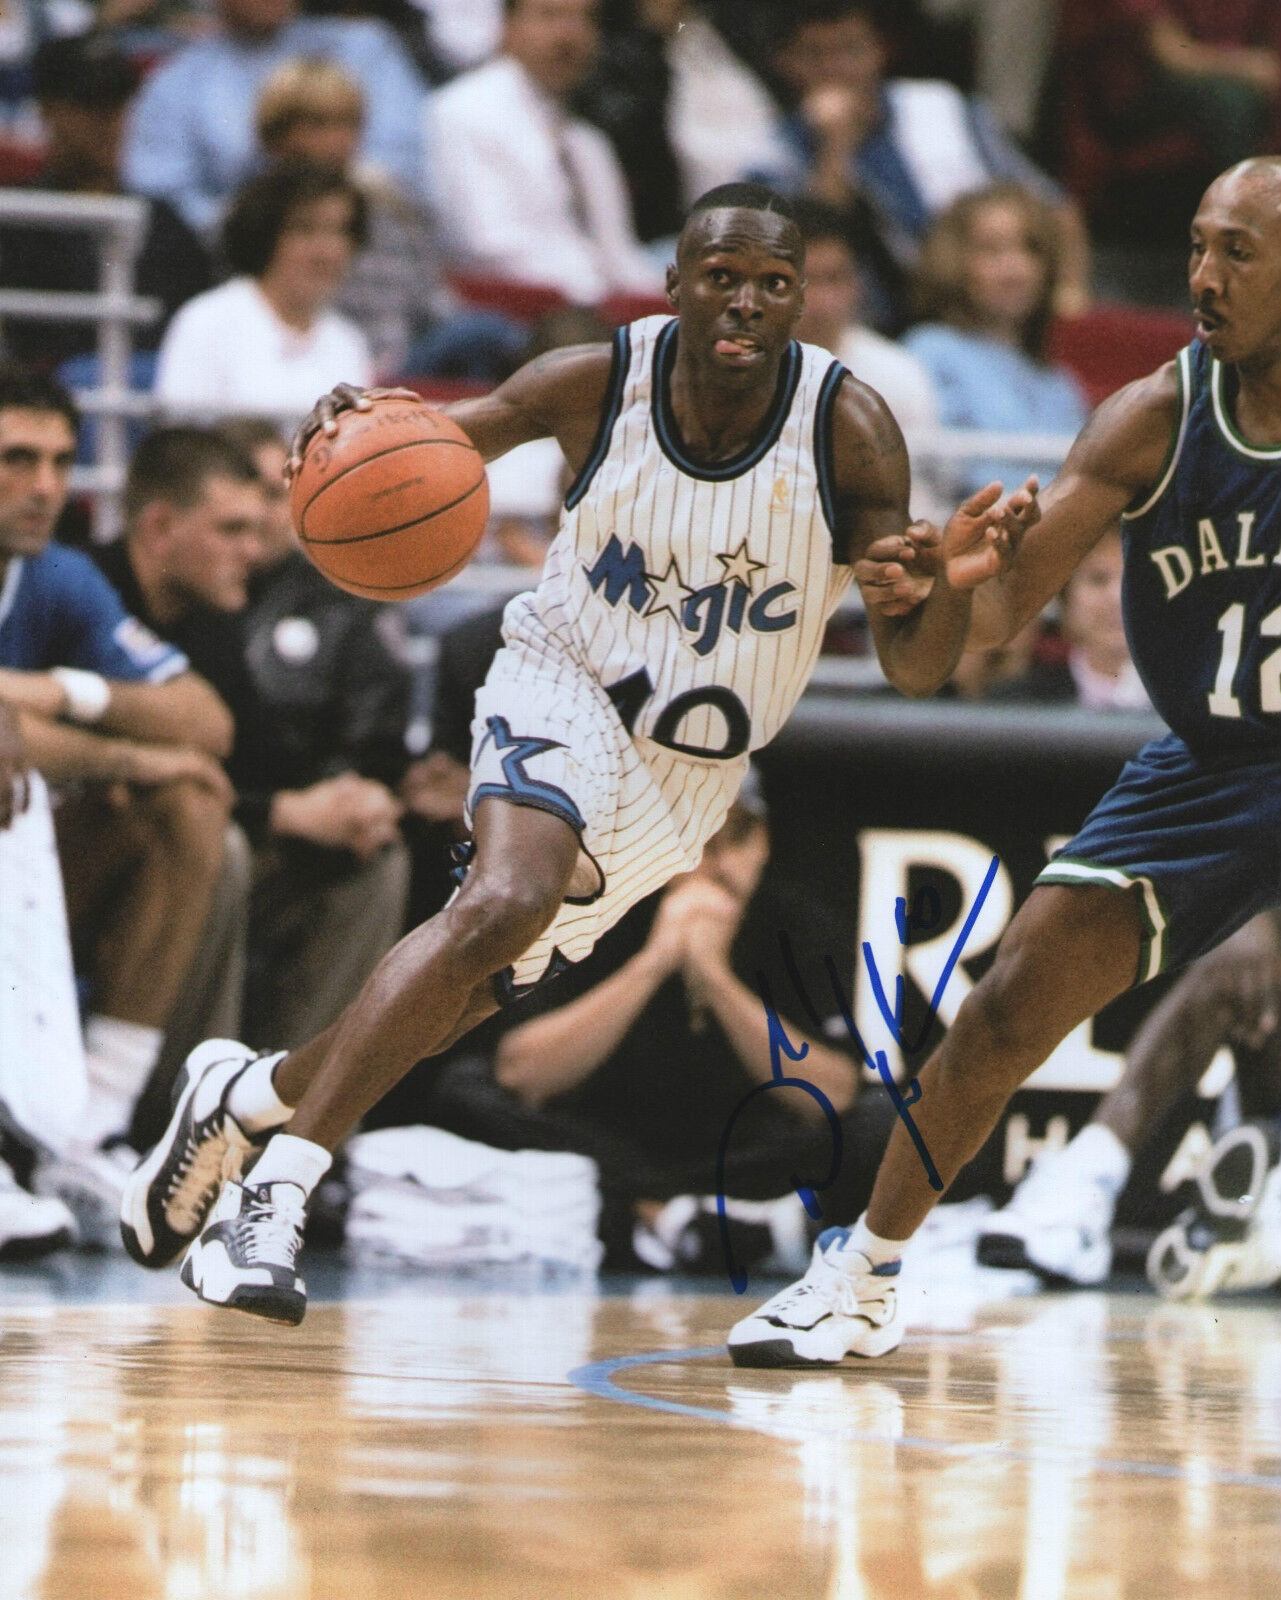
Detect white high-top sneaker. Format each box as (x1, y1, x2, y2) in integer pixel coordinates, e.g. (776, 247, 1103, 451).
(181, 1177, 308, 1326)
(727, 1227, 904, 1368)
(977, 1146, 1115, 1285)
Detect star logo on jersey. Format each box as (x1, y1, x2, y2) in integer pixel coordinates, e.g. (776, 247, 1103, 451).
(715, 539, 768, 594)
(644, 558, 695, 622)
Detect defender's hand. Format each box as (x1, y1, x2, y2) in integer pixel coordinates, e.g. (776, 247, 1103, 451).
(943, 478, 1039, 591)
(286, 384, 423, 481)
(855, 521, 942, 617)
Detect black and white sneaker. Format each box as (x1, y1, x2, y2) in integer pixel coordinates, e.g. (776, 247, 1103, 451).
(180, 1178, 308, 1325)
(120, 1040, 272, 1269)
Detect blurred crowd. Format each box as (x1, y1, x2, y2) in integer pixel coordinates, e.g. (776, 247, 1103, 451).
(1, 0, 1280, 1301)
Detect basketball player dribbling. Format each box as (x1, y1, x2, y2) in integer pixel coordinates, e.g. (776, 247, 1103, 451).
(119, 182, 1015, 1323)
(728, 156, 1281, 1365)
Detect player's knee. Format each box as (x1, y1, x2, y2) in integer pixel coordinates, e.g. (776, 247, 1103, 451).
(449, 876, 562, 975)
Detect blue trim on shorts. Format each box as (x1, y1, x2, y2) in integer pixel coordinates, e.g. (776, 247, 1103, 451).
(471, 714, 586, 833)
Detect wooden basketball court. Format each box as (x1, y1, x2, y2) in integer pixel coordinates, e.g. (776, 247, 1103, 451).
(1, 1255, 1278, 1598)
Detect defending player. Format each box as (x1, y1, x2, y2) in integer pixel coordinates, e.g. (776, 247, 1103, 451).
(729, 156, 1281, 1365)
(119, 183, 1004, 1323)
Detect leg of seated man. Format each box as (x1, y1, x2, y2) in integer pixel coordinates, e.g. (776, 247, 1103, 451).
(246, 836, 412, 1051)
(56, 781, 228, 1146)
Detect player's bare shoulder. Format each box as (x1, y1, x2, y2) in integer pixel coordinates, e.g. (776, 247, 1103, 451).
(827, 374, 911, 509)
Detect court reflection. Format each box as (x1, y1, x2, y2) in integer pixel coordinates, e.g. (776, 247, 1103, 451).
(0, 1284, 1277, 1599)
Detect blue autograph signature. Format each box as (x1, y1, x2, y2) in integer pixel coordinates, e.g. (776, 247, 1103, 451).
(716, 855, 1001, 1292)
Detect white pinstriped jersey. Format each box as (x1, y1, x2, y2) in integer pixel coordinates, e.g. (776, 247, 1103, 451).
(508, 315, 852, 760)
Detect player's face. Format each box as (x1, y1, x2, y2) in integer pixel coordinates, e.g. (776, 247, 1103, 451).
(164, 474, 266, 612)
(961, 200, 1047, 337)
(1189, 172, 1281, 369)
(504, 0, 600, 98)
(0, 408, 75, 560)
(669, 211, 805, 380)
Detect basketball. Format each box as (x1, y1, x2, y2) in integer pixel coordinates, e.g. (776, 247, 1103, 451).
(289, 397, 489, 600)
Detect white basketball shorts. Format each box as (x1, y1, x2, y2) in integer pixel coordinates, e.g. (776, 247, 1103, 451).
(465, 601, 748, 995)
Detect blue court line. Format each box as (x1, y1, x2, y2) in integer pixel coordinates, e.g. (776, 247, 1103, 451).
(568, 1346, 1281, 1492)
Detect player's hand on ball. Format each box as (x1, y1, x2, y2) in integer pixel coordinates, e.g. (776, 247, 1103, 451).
(943, 478, 1039, 590)
(855, 521, 942, 616)
(286, 383, 424, 481)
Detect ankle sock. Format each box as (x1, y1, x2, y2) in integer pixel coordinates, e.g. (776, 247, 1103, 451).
(246, 1133, 332, 1200)
(848, 1212, 909, 1266)
(227, 1052, 292, 1134)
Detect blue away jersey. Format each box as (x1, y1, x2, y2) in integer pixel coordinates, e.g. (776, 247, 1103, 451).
(0, 544, 187, 681)
(1122, 339, 1281, 756)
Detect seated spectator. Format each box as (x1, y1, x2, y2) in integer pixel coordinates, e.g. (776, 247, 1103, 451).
(410, 780, 895, 1275)
(0, 0, 87, 146)
(1060, 0, 1280, 234)
(428, 0, 662, 305)
(0, 34, 212, 372)
(0, 367, 236, 1240)
(980, 908, 1281, 1298)
(760, 0, 1090, 325)
(413, 0, 503, 72)
(154, 162, 372, 421)
(98, 420, 412, 1049)
(582, 0, 787, 244)
(254, 57, 524, 381)
(790, 198, 945, 522)
(989, 527, 1151, 712)
(121, 0, 428, 236)
(904, 182, 1091, 502)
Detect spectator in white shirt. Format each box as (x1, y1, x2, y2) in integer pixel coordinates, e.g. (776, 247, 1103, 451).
(427, 0, 662, 305)
(155, 162, 373, 423)
(791, 199, 947, 523)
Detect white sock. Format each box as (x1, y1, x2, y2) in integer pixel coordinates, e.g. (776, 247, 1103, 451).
(227, 1052, 292, 1134)
(847, 1212, 909, 1265)
(78, 1015, 163, 1147)
(1063, 1123, 1132, 1199)
(247, 1133, 332, 1200)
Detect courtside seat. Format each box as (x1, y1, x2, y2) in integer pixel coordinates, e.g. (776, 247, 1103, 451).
(1048, 304, 1193, 408)
(448, 273, 568, 324)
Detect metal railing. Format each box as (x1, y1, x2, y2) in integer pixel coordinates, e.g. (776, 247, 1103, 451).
(0, 190, 159, 539)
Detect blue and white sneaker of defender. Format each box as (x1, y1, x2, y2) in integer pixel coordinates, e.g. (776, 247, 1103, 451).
(728, 1227, 904, 1368)
(181, 1177, 308, 1325)
(120, 1039, 271, 1269)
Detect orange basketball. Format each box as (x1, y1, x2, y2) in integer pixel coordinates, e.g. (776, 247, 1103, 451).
(289, 398, 489, 600)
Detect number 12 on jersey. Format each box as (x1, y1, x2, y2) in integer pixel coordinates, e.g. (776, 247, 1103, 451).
(1209, 601, 1281, 719)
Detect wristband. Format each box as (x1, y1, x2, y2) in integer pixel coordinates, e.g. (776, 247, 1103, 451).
(51, 667, 112, 724)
